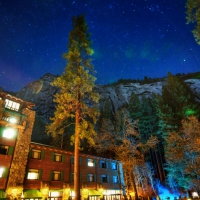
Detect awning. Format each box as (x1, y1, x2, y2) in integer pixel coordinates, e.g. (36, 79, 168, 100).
(49, 189, 63, 192)
(23, 190, 42, 198)
(88, 190, 101, 196)
(0, 190, 6, 199)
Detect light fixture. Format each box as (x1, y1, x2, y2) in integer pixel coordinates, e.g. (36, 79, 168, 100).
(9, 117, 17, 124)
(0, 168, 4, 178)
(3, 128, 16, 138)
(51, 192, 60, 197)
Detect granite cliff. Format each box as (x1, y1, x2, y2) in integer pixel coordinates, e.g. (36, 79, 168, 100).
(16, 73, 200, 142)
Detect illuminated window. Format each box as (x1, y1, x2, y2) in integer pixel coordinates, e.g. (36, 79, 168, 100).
(100, 160, 107, 168)
(32, 149, 41, 159)
(3, 128, 16, 139)
(111, 163, 117, 170)
(53, 171, 61, 181)
(27, 169, 39, 180)
(88, 158, 94, 167)
(5, 99, 20, 111)
(54, 153, 62, 162)
(101, 175, 108, 183)
(113, 176, 119, 183)
(0, 145, 9, 155)
(49, 191, 63, 198)
(88, 174, 95, 182)
(0, 168, 4, 178)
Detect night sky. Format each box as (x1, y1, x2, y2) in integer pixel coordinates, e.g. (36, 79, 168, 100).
(0, 0, 200, 92)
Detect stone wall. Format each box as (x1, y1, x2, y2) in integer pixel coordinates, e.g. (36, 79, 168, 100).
(6, 108, 35, 200)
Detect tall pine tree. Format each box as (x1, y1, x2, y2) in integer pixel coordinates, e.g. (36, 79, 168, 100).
(46, 15, 99, 200)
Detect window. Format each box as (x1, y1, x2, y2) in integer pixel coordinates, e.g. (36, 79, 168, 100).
(101, 175, 108, 183)
(31, 149, 41, 159)
(2, 116, 18, 124)
(111, 163, 117, 170)
(0, 145, 9, 155)
(54, 153, 62, 162)
(100, 160, 107, 168)
(113, 176, 119, 183)
(88, 174, 95, 182)
(0, 168, 4, 178)
(53, 171, 61, 181)
(88, 159, 94, 167)
(5, 99, 20, 111)
(27, 169, 39, 180)
(49, 191, 63, 198)
(71, 157, 74, 164)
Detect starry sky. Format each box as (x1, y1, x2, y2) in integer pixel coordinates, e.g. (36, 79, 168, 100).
(0, 0, 200, 92)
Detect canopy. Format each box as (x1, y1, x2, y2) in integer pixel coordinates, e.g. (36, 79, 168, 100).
(0, 190, 6, 199)
(23, 190, 42, 198)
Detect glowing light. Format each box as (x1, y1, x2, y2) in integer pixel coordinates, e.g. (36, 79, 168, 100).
(185, 109, 196, 116)
(192, 192, 199, 198)
(3, 128, 16, 138)
(51, 192, 60, 197)
(9, 117, 17, 124)
(0, 168, 4, 178)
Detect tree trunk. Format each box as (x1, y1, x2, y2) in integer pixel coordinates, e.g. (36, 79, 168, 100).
(131, 171, 139, 200)
(74, 89, 81, 200)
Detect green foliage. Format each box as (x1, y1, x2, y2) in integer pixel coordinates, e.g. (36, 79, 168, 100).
(46, 15, 100, 149)
(186, 0, 200, 44)
(157, 72, 200, 136)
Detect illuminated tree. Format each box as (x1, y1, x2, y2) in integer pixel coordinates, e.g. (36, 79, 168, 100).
(46, 15, 99, 200)
(157, 72, 200, 137)
(165, 116, 200, 191)
(186, 0, 200, 44)
(94, 109, 157, 199)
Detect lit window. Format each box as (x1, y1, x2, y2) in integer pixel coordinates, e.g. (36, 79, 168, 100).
(54, 153, 62, 162)
(27, 169, 39, 180)
(0, 145, 9, 155)
(101, 175, 108, 183)
(5, 99, 20, 111)
(100, 161, 107, 168)
(32, 150, 41, 159)
(53, 171, 61, 181)
(50, 191, 62, 198)
(0, 168, 4, 178)
(111, 163, 117, 170)
(3, 128, 16, 139)
(113, 176, 119, 183)
(88, 159, 94, 167)
(88, 174, 95, 182)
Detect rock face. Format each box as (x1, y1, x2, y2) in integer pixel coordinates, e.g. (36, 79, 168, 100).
(16, 73, 200, 142)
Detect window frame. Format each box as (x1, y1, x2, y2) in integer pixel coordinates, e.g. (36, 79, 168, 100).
(113, 176, 119, 184)
(52, 171, 61, 181)
(5, 99, 20, 111)
(27, 169, 39, 180)
(0, 145, 9, 155)
(31, 149, 41, 159)
(88, 174, 95, 182)
(87, 158, 95, 167)
(101, 175, 108, 183)
(111, 162, 118, 170)
(100, 160, 107, 169)
(54, 153, 62, 162)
